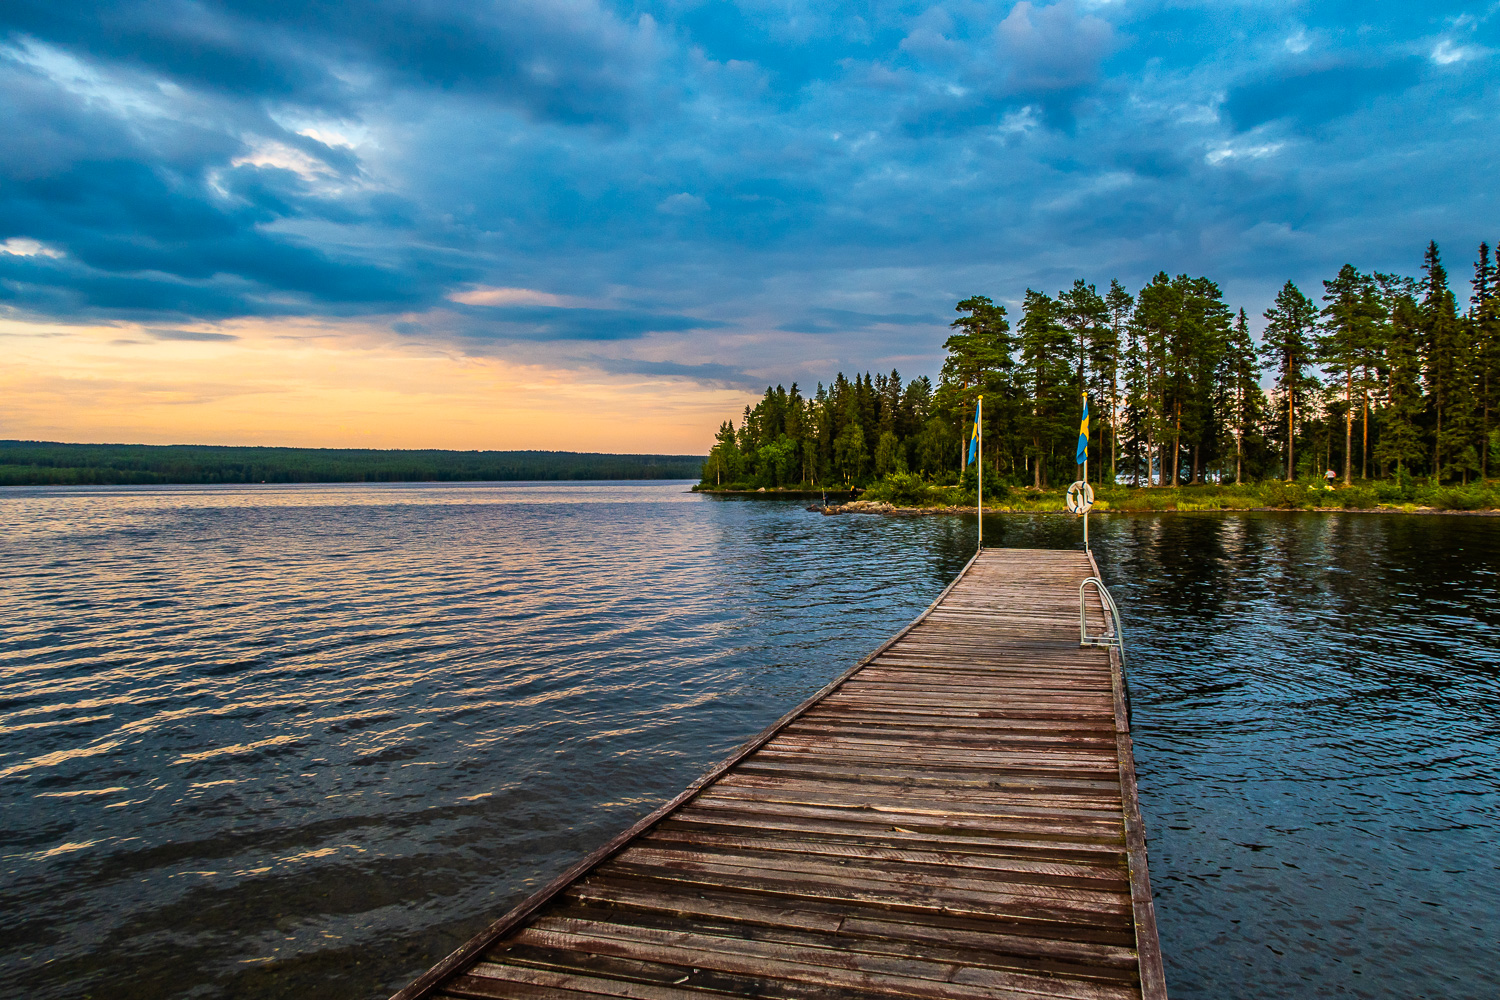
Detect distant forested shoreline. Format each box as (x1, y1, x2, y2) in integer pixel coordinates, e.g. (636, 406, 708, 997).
(702, 240, 1500, 494)
(0, 441, 704, 486)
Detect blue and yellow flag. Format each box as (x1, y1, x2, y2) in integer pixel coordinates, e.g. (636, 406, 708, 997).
(966, 399, 981, 465)
(1076, 394, 1089, 466)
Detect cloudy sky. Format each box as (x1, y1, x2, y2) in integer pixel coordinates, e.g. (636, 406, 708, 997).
(2, 2, 1496, 452)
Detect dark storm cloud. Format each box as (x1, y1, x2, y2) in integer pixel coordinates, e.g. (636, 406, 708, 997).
(2, 1, 1497, 384)
(1224, 56, 1427, 131)
(446, 303, 724, 342)
(777, 308, 945, 334)
(590, 357, 753, 387)
(147, 327, 238, 341)
(2, 0, 663, 123)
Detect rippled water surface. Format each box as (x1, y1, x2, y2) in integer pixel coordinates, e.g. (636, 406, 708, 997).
(2, 483, 1496, 1000)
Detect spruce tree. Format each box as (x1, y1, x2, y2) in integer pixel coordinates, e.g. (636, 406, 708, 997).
(1373, 277, 1426, 478)
(1420, 242, 1475, 480)
(1471, 243, 1500, 478)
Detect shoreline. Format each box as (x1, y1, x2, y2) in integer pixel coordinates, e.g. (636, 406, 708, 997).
(818, 499, 1500, 517)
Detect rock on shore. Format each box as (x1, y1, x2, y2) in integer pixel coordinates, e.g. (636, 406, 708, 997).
(818, 500, 977, 516)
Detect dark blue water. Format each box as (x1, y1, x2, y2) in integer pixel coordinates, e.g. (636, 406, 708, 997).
(1, 483, 1495, 999)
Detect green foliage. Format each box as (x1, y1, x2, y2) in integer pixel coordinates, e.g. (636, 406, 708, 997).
(863, 472, 937, 506)
(1260, 480, 1312, 509)
(1426, 485, 1494, 510)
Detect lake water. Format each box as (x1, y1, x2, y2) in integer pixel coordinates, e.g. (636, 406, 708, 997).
(1, 483, 1496, 999)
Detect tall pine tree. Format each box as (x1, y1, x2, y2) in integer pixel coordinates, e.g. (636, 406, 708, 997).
(1261, 280, 1319, 480)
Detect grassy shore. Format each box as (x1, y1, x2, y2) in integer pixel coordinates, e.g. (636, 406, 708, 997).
(699, 473, 1500, 513)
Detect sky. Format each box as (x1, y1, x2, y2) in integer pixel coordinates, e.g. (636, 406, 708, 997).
(2, 1, 1497, 453)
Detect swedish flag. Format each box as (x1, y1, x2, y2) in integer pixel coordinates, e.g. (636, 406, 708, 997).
(966, 398, 981, 465)
(1076, 393, 1089, 466)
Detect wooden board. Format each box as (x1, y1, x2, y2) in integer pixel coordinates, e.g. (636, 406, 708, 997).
(392, 548, 1167, 1000)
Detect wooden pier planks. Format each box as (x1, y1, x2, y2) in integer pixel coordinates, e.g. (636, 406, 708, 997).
(393, 547, 1165, 1000)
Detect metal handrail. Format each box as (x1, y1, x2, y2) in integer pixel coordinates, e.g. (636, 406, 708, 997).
(1080, 577, 1123, 650)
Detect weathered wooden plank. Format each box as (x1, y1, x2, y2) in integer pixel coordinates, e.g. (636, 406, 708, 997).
(532, 905, 1144, 986)
(637, 829, 1129, 882)
(505, 923, 1140, 1000)
(609, 848, 1133, 903)
(567, 877, 1140, 949)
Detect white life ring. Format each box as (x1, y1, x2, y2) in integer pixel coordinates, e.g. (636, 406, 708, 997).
(1066, 480, 1094, 515)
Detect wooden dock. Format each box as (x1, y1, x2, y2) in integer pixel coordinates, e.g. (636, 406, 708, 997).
(393, 548, 1165, 1000)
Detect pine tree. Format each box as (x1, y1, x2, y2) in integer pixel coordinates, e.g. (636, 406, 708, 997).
(1058, 280, 1110, 482)
(1179, 276, 1232, 483)
(1103, 280, 1134, 483)
(1319, 265, 1384, 483)
(1260, 280, 1320, 480)
(1132, 274, 1177, 484)
(942, 296, 1013, 470)
(1017, 289, 1076, 488)
(1221, 309, 1265, 484)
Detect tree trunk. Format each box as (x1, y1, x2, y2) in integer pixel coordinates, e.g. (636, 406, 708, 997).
(1362, 390, 1369, 481)
(1350, 373, 1362, 485)
(1146, 416, 1155, 487)
(1109, 379, 1118, 486)
(1235, 430, 1243, 485)
(1033, 437, 1042, 489)
(1435, 404, 1442, 482)
(1286, 371, 1295, 481)
(1144, 358, 1154, 486)
(1170, 405, 1182, 487)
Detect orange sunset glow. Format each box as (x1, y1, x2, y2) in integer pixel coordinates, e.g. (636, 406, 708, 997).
(1, 315, 754, 452)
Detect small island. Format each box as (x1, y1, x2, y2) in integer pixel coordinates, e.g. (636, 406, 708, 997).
(696, 244, 1500, 515)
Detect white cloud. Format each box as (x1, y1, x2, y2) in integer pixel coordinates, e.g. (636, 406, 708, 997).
(231, 140, 338, 181)
(996, 105, 1041, 137)
(1205, 142, 1284, 166)
(1, 237, 65, 258)
(447, 286, 577, 307)
(657, 192, 708, 214)
(1430, 40, 1478, 65)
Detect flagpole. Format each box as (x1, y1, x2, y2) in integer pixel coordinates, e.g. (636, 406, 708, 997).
(977, 395, 983, 550)
(1082, 391, 1089, 554)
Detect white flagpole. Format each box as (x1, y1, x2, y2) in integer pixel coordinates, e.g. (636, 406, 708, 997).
(1082, 391, 1089, 553)
(1083, 449, 1089, 553)
(977, 396, 983, 550)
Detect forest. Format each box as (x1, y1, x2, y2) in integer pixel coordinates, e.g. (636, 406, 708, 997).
(0, 442, 704, 485)
(700, 241, 1500, 497)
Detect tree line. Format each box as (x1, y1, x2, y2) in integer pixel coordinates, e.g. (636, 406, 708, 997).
(703, 240, 1500, 490)
(0, 442, 705, 486)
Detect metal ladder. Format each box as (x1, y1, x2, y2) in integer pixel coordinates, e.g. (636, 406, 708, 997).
(1079, 577, 1124, 650)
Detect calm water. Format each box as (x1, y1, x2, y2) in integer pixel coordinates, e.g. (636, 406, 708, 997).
(1, 483, 1496, 1000)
